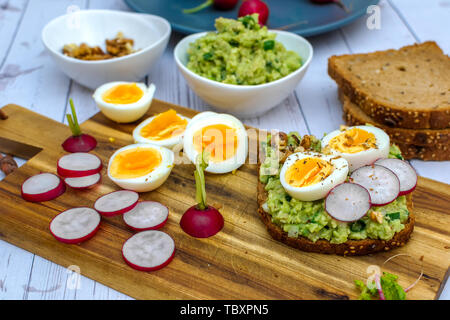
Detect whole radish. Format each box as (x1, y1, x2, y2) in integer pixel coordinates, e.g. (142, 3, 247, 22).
(180, 151, 224, 238)
(238, 0, 269, 26)
(62, 99, 97, 153)
(183, 0, 239, 14)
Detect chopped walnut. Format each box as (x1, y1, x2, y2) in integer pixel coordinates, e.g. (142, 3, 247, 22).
(300, 135, 312, 149)
(62, 32, 137, 61)
(370, 211, 383, 224)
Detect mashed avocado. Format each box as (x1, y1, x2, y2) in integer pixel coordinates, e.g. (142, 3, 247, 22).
(187, 14, 302, 85)
(260, 133, 409, 244)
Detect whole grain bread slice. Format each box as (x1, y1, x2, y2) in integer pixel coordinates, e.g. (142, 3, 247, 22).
(329, 41, 450, 129)
(341, 97, 450, 160)
(340, 91, 450, 146)
(344, 111, 450, 160)
(257, 133, 415, 256)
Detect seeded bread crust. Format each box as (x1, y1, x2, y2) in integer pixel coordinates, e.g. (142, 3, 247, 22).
(257, 134, 415, 256)
(340, 91, 450, 146)
(342, 98, 450, 160)
(328, 41, 450, 129)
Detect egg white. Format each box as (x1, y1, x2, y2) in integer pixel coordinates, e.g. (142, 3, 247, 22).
(321, 125, 390, 172)
(133, 113, 190, 149)
(183, 112, 248, 174)
(93, 82, 155, 123)
(107, 143, 174, 192)
(280, 151, 349, 201)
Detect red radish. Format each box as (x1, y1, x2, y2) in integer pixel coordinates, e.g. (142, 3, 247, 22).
(325, 183, 371, 222)
(180, 152, 224, 238)
(183, 0, 238, 14)
(64, 173, 101, 190)
(310, 0, 349, 13)
(123, 201, 169, 231)
(49, 207, 100, 244)
(238, 0, 269, 26)
(350, 165, 400, 206)
(94, 190, 139, 217)
(21, 172, 66, 202)
(122, 230, 175, 272)
(374, 159, 417, 196)
(62, 99, 97, 153)
(57, 152, 102, 178)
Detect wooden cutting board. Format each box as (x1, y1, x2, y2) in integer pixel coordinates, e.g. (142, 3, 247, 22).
(0, 102, 449, 300)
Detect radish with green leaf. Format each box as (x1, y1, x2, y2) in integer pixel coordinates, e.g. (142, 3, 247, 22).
(62, 98, 97, 153)
(180, 152, 224, 238)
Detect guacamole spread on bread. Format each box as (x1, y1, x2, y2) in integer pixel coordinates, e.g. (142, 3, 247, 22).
(187, 15, 302, 85)
(260, 133, 409, 244)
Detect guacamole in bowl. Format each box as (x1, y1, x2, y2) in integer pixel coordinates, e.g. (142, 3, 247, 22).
(186, 15, 302, 85)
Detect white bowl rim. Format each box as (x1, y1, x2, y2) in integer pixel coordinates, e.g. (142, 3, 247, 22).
(174, 29, 314, 90)
(41, 9, 171, 65)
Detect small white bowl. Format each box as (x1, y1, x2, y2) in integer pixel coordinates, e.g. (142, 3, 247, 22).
(174, 30, 313, 118)
(42, 10, 171, 90)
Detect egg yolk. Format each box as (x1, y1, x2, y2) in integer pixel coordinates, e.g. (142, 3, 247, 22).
(102, 83, 144, 104)
(193, 124, 238, 162)
(285, 157, 333, 188)
(328, 128, 377, 154)
(109, 147, 161, 179)
(140, 109, 188, 141)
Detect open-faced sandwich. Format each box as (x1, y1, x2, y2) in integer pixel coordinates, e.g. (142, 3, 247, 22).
(258, 125, 417, 256)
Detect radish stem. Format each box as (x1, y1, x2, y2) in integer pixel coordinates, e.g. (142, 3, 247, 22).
(194, 151, 209, 210)
(183, 0, 213, 14)
(67, 98, 82, 137)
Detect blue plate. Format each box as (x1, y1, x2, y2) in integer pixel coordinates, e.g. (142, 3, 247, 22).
(125, 0, 379, 36)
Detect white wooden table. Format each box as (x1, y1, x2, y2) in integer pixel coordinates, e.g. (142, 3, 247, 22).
(0, 0, 449, 300)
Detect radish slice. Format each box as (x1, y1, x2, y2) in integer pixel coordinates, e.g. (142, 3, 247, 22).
(374, 158, 417, 196)
(94, 190, 139, 217)
(64, 173, 101, 189)
(21, 173, 65, 202)
(350, 165, 400, 206)
(325, 183, 371, 222)
(123, 201, 169, 231)
(57, 152, 102, 178)
(122, 230, 175, 272)
(49, 207, 100, 244)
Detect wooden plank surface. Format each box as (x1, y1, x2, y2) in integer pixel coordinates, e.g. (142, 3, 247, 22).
(0, 103, 449, 300)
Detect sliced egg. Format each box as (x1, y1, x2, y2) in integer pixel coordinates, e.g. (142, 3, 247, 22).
(107, 143, 174, 192)
(133, 109, 190, 149)
(93, 81, 155, 123)
(321, 125, 390, 172)
(280, 151, 349, 201)
(183, 112, 248, 174)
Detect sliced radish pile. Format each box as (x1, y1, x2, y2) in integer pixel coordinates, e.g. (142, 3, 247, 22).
(50, 207, 100, 244)
(123, 201, 169, 231)
(57, 152, 102, 178)
(21, 173, 65, 202)
(374, 158, 417, 196)
(325, 183, 371, 222)
(64, 173, 101, 189)
(122, 230, 175, 272)
(350, 165, 400, 206)
(94, 190, 139, 217)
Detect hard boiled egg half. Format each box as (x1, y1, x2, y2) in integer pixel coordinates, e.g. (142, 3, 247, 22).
(93, 81, 155, 123)
(107, 143, 174, 192)
(321, 125, 390, 172)
(183, 112, 248, 174)
(280, 152, 349, 201)
(133, 109, 190, 149)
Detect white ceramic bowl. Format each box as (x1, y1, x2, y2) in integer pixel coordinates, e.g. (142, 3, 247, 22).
(174, 30, 313, 118)
(42, 10, 171, 90)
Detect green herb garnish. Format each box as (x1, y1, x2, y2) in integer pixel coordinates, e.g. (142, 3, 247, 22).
(263, 40, 275, 51)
